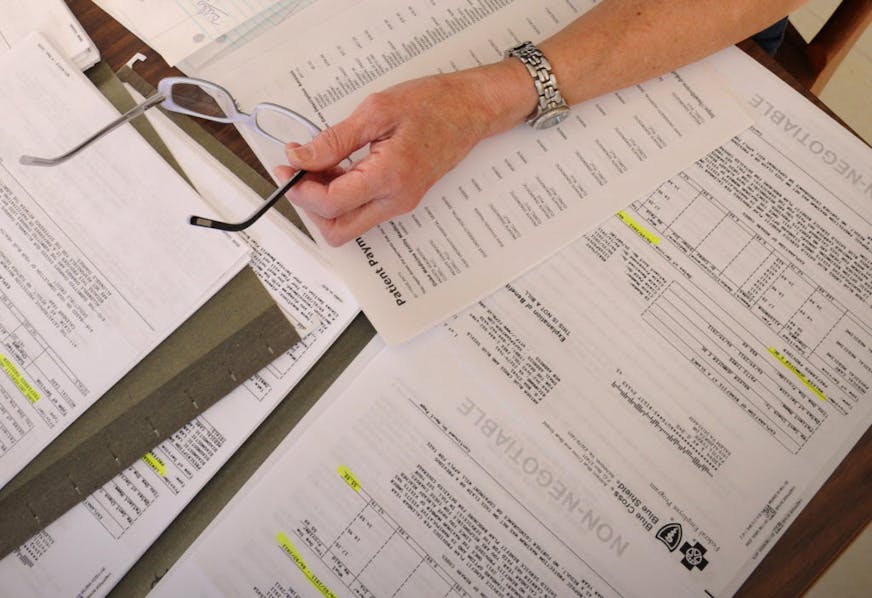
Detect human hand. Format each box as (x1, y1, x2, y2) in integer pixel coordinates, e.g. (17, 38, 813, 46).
(275, 60, 534, 246)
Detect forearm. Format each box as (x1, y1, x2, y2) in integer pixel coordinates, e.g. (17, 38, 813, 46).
(283, 0, 808, 245)
(484, 0, 807, 136)
(543, 0, 805, 102)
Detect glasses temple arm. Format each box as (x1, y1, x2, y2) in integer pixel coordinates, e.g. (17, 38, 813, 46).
(189, 169, 307, 233)
(20, 93, 167, 166)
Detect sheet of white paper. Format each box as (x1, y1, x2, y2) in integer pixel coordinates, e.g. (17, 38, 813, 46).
(195, 0, 753, 345)
(179, 0, 360, 75)
(0, 95, 359, 597)
(93, 0, 310, 66)
(0, 0, 99, 69)
(0, 35, 249, 488)
(174, 0, 319, 72)
(151, 46, 871, 597)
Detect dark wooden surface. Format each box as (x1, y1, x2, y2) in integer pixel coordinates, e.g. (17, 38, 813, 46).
(66, 0, 271, 179)
(64, 1, 872, 596)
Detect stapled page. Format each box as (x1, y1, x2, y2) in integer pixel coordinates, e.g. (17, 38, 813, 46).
(0, 80, 359, 597)
(0, 35, 249, 488)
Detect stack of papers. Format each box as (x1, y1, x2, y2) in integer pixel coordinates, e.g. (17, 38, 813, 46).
(0, 71, 360, 595)
(152, 44, 872, 598)
(1, 1, 869, 596)
(0, 33, 250, 488)
(0, 0, 99, 70)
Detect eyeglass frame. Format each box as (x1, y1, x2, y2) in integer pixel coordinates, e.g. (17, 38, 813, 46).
(19, 76, 320, 232)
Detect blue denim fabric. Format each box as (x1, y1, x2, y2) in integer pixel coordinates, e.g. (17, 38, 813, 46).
(753, 17, 790, 55)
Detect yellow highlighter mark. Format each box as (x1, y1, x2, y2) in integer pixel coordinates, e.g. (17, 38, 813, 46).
(0, 354, 40, 403)
(337, 465, 361, 492)
(616, 210, 660, 245)
(142, 452, 167, 477)
(769, 347, 827, 401)
(276, 532, 337, 598)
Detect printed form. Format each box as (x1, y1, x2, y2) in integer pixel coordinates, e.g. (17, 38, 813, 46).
(153, 46, 871, 597)
(0, 35, 249, 488)
(0, 0, 99, 69)
(93, 0, 314, 66)
(196, 0, 753, 344)
(0, 97, 359, 597)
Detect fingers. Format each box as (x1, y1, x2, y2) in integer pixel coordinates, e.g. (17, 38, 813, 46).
(303, 199, 398, 247)
(273, 80, 485, 246)
(275, 158, 393, 219)
(276, 163, 406, 246)
(274, 163, 344, 185)
(285, 102, 388, 171)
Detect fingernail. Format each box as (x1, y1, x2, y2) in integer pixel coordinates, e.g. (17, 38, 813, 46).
(287, 144, 313, 163)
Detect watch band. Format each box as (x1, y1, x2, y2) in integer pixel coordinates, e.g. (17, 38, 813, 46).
(505, 41, 570, 129)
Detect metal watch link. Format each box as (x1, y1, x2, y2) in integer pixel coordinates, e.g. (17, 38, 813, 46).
(505, 41, 570, 129)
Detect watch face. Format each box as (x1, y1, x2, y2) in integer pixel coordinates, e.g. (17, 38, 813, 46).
(532, 108, 570, 129)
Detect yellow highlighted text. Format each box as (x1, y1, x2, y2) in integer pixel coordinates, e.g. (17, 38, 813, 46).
(616, 210, 660, 245)
(769, 347, 827, 401)
(276, 532, 337, 598)
(142, 452, 167, 477)
(337, 465, 361, 492)
(0, 354, 40, 403)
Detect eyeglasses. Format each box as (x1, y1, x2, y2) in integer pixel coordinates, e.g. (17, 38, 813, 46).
(19, 76, 320, 232)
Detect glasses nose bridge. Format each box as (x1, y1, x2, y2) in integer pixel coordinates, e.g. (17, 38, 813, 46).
(227, 107, 256, 128)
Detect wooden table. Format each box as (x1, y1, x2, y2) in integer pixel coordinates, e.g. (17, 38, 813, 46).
(64, 1, 872, 596)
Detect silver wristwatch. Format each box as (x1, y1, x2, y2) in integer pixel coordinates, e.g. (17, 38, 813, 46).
(505, 41, 570, 129)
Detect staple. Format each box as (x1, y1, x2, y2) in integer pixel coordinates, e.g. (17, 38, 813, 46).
(184, 389, 200, 410)
(229, 370, 238, 382)
(107, 444, 122, 466)
(67, 473, 82, 496)
(27, 503, 41, 525)
(145, 416, 160, 438)
(266, 343, 275, 355)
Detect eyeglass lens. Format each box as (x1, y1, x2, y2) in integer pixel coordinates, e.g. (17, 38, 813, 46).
(253, 106, 315, 146)
(169, 82, 315, 148)
(169, 82, 236, 119)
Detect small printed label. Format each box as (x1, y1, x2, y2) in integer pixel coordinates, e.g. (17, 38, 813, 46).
(0, 354, 40, 403)
(142, 452, 167, 477)
(769, 348, 826, 401)
(276, 532, 337, 598)
(617, 210, 660, 245)
(337, 465, 361, 492)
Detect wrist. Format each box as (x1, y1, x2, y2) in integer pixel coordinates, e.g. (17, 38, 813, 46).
(504, 41, 571, 129)
(472, 59, 540, 136)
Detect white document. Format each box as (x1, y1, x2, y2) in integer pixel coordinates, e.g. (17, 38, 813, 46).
(179, 0, 361, 75)
(0, 35, 249, 488)
(195, 0, 753, 345)
(152, 46, 871, 597)
(93, 0, 312, 67)
(0, 98, 359, 597)
(175, 0, 319, 72)
(0, 0, 99, 69)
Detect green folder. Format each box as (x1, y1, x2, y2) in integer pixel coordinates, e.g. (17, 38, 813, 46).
(0, 64, 302, 559)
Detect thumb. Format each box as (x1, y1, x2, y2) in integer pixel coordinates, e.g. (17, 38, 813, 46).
(285, 115, 373, 171)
